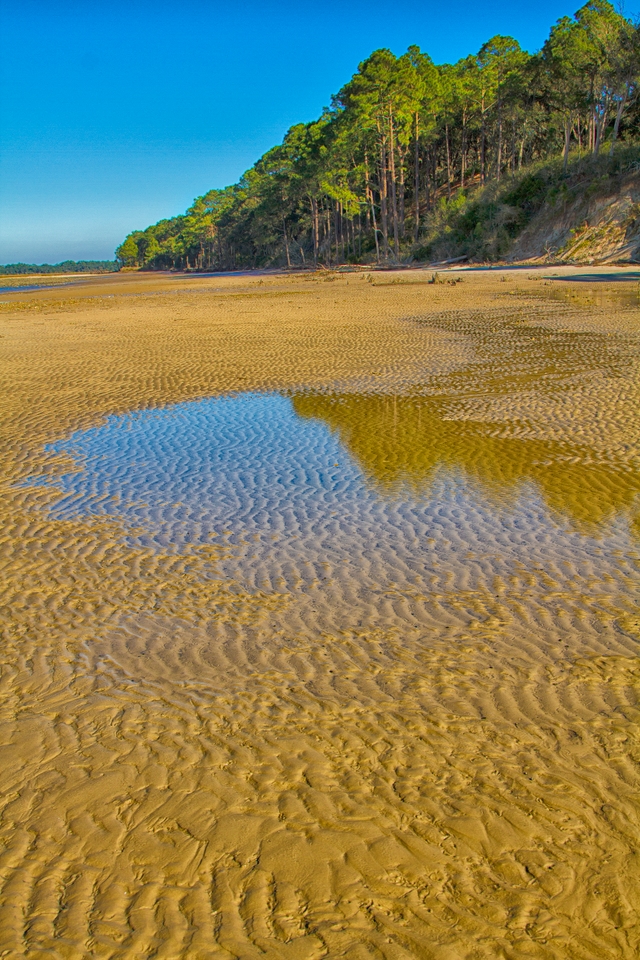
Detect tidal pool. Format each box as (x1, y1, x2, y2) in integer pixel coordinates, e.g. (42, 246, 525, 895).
(28, 390, 639, 666)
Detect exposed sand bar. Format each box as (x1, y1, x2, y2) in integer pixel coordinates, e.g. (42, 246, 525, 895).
(0, 268, 639, 959)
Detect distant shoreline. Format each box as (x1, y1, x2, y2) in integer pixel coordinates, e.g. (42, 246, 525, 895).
(3, 261, 639, 285)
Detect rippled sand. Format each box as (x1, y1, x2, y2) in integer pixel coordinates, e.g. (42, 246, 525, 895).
(1, 268, 639, 959)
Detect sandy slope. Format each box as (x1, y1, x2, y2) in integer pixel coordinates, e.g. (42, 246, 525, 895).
(511, 168, 640, 264)
(0, 267, 639, 959)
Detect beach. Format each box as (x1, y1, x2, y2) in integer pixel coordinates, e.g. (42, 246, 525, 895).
(0, 267, 639, 959)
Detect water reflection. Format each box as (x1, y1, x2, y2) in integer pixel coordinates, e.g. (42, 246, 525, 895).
(23, 391, 638, 648)
(292, 392, 640, 530)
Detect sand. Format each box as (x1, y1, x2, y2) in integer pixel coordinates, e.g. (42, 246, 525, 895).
(0, 267, 639, 959)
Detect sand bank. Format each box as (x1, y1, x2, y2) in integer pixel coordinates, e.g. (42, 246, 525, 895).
(0, 268, 639, 958)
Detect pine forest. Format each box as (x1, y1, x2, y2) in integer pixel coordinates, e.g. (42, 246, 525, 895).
(116, 1, 640, 270)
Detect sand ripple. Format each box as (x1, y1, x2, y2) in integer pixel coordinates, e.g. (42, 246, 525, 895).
(0, 270, 639, 958)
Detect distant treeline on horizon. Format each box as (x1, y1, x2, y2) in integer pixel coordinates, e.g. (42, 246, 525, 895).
(115, 0, 640, 270)
(0, 261, 119, 276)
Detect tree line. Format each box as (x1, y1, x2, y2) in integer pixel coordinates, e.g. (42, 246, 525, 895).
(0, 261, 118, 275)
(116, 1, 640, 271)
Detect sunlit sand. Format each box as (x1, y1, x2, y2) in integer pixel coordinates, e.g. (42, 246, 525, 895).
(0, 267, 638, 958)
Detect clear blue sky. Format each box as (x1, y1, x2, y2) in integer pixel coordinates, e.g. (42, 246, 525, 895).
(1, 0, 635, 264)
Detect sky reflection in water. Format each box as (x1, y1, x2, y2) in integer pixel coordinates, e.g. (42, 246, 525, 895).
(25, 393, 638, 611)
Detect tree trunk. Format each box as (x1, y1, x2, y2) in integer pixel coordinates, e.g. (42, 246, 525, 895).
(432, 147, 437, 205)
(283, 218, 291, 268)
(379, 139, 390, 260)
(480, 93, 486, 184)
(563, 117, 571, 172)
(342, 208, 346, 261)
(594, 105, 607, 156)
(311, 196, 319, 265)
(610, 91, 628, 156)
(461, 108, 467, 189)
(388, 107, 400, 260)
(365, 151, 380, 263)
(414, 114, 420, 242)
(445, 123, 452, 200)
(325, 204, 331, 266)
(343, 209, 348, 260)
(577, 116, 582, 155)
(398, 150, 406, 238)
(343, 205, 347, 260)
(424, 146, 430, 212)
(367, 182, 380, 263)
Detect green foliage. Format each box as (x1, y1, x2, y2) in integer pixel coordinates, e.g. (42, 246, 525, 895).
(0, 260, 119, 275)
(115, 236, 139, 266)
(116, 2, 640, 269)
(415, 145, 640, 261)
(502, 173, 548, 214)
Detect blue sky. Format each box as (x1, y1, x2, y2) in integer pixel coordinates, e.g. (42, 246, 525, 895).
(1, 0, 636, 264)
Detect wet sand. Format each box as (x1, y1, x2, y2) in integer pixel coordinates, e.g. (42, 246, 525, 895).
(0, 268, 639, 959)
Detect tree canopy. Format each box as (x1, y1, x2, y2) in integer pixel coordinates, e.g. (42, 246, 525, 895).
(0, 260, 119, 275)
(116, 2, 640, 270)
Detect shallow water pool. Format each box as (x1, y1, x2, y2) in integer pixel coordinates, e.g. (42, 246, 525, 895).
(26, 390, 639, 665)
